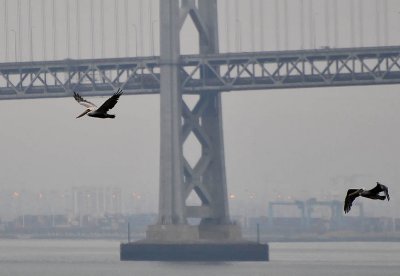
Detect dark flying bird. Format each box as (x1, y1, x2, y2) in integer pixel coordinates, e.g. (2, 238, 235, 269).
(74, 89, 123, 119)
(344, 182, 390, 214)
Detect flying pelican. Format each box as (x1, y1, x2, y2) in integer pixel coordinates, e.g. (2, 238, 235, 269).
(344, 182, 390, 214)
(73, 89, 123, 119)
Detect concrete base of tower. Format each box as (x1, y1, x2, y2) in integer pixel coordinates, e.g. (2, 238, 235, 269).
(198, 223, 243, 240)
(120, 224, 269, 261)
(145, 224, 201, 241)
(145, 223, 243, 242)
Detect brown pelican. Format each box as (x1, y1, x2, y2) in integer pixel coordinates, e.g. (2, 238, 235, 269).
(74, 89, 123, 119)
(344, 182, 390, 214)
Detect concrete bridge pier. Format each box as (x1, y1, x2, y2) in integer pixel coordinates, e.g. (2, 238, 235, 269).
(121, 0, 268, 261)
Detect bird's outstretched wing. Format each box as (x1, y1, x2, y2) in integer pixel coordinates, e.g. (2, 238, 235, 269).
(344, 189, 360, 214)
(369, 182, 390, 201)
(96, 88, 123, 113)
(74, 92, 97, 108)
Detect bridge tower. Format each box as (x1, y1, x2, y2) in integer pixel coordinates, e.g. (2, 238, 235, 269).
(146, 0, 242, 241)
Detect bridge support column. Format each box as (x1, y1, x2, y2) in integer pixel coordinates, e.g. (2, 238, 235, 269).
(157, 0, 185, 226)
(145, 0, 241, 242)
(146, 0, 192, 240)
(196, 0, 240, 240)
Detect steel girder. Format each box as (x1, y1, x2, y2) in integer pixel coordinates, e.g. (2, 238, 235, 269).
(1, 46, 400, 100)
(181, 46, 400, 92)
(0, 57, 161, 100)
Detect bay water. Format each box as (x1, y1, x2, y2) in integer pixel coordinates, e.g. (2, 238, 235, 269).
(1, 239, 399, 276)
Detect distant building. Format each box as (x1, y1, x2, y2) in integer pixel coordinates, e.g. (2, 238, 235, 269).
(72, 186, 122, 217)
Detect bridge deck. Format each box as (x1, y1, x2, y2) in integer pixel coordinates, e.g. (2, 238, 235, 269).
(0, 46, 400, 100)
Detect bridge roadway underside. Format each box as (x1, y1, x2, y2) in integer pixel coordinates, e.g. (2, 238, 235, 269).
(1, 46, 400, 100)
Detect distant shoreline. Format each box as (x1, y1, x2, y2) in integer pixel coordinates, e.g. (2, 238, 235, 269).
(1, 232, 400, 242)
(246, 232, 400, 243)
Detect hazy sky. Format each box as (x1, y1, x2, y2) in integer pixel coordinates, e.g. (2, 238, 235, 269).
(0, 0, 400, 219)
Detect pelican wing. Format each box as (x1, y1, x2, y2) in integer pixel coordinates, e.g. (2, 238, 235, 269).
(96, 89, 123, 113)
(76, 109, 91, 118)
(369, 183, 382, 194)
(344, 189, 360, 214)
(74, 92, 97, 109)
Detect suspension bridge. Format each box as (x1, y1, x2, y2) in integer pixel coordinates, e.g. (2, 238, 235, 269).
(1, 0, 399, 261)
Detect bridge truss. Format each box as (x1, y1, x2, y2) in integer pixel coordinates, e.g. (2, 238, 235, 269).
(1, 46, 400, 100)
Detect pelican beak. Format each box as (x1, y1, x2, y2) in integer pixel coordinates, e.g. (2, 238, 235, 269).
(76, 109, 90, 118)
